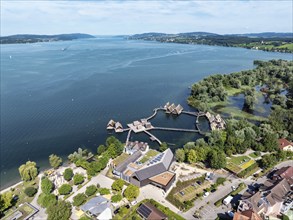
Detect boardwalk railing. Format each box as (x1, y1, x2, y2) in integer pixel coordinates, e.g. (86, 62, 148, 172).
(144, 130, 162, 145)
(153, 127, 199, 132)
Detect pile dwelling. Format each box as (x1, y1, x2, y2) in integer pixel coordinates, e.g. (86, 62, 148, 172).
(127, 119, 153, 133)
(205, 112, 226, 130)
(107, 119, 123, 133)
(164, 102, 183, 115)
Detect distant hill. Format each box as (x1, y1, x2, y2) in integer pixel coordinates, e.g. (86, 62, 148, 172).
(129, 32, 293, 53)
(0, 33, 95, 44)
(234, 32, 293, 38)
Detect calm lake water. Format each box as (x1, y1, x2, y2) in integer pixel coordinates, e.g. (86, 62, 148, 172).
(0, 37, 291, 189)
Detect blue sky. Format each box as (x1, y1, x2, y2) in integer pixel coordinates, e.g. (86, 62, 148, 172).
(1, 0, 292, 36)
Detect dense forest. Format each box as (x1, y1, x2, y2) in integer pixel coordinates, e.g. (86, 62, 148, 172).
(176, 60, 293, 170)
(129, 32, 293, 53)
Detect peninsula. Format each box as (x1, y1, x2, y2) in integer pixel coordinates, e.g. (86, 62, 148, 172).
(0, 33, 95, 44)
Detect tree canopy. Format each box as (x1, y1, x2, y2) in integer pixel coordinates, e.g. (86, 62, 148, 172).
(49, 154, 62, 169)
(123, 184, 139, 201)
(41, 177, 54, 194)
(47, 200, 72, 220)
(18, 161, 38, 181)
(63, 168, 74, 181)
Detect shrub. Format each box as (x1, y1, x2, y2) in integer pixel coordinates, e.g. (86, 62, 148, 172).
(41, 177, 54, 194)
(111, 179, 125, 192)
(58, 184, 72, 195)
(63, 168, 74, 181)
(98, 188, 110, 195)
(85, 185, 97, 197)
(73, 174, 84, 185)
(216, 177, 226, 186)
(24, 187, 37, 197)
(123, 184, 139, 201)
(73, 193, 87, 206)
(111, 194, 122, 203)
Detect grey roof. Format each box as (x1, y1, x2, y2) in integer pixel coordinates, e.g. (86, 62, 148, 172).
(133, 148, 173, 181)
(115, 151, 142, 173)
(80, 196, 110, 216)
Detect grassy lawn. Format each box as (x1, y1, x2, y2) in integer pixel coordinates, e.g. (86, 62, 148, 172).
(113, 153, 130, 166)
(277, 43, 293, 50)
(249, 152, 260, 159)
(226, 163, 242, 174)
(226, 156, 256, 174)
(174, 181, 211, 203)
(229, 156, 250, 166)
(139, 149, 159, 163)
(240, 160, 256, 170)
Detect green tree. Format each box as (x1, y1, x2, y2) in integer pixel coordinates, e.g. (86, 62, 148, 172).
(260, 154, 277, 169)
(73, 174, 84, 185)
(37, 193, 57, 208)
(111, 194, 123, 203)
(41, 177, 54, 194)
(97, 145, 106, 155)
(58, 184, 72, 195)
(175, 149, 185, 162)
(187, 149, 197, 163)
(63, 168, 74, 181)
(0, 191, 13, 214)
(123, 184, 139, 201)
(209, 150, 227, 169)
(159, 142, 168, 152)
(85, 185, 97, 197)
(49, 154, 62, 169)
(73, 193, 87, 206)
(111, 179, 125, 192)
(24, 187, 37, 197)
(18, 161, 38, 181)
(47, 200, 72, 220)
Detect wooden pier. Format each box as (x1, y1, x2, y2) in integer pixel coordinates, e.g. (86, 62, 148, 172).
(144, 130, 162, 145)
(153, 127, 199, 132)
(126, 129, 132, 145)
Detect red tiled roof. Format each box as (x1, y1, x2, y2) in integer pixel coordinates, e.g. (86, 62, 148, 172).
(278, 138, 292, 149)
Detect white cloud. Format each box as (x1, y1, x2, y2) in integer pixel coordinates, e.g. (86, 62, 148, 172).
(1, 0, 292, 35)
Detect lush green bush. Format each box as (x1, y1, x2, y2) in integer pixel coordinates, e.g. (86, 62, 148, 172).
(63, 168, 74, 181)
(124, 184, 139, 201)
(73, 174, 85, 185)
(216, 177, 226, 185)
(237, 163, 259, 178)
(58, 184, 72, 195)
(111, 194, 123, 203)
(85, 185, 97, 197)
(24, 187, 37, 197)
(73, 193, 87, 206)
(37, 193, 57, 208)
(98, 188, 110, 195)
(111, 179, 125, 192)
(41, 177, 54, 194)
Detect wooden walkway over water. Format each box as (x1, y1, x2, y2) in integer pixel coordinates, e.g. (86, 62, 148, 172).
(144, 130, 162, 145)
(153, 127, 199, 132)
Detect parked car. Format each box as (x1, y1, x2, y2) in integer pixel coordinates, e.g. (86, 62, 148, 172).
(114, 208, 120, 215)
(226, 211, 234, 218)
(203, 192, 210, 197)
(211, 189, 216, 193)
(131, 200, 137, 206)
(179, 191, 185, 196)
(196, 181, 202, 185)
(231, 185, 236, 191)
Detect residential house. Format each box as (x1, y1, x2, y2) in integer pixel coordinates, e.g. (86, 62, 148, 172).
(278, 138, 293, 151)
(233, 210, 262, 220)
(80, 196, 112, 219)
(137, 202, 167, 220)
(238, 178, 291, 217)
(272, 166, 293, 186)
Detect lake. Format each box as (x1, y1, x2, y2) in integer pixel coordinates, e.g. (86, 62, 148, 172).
(0, 37, 291, 189)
